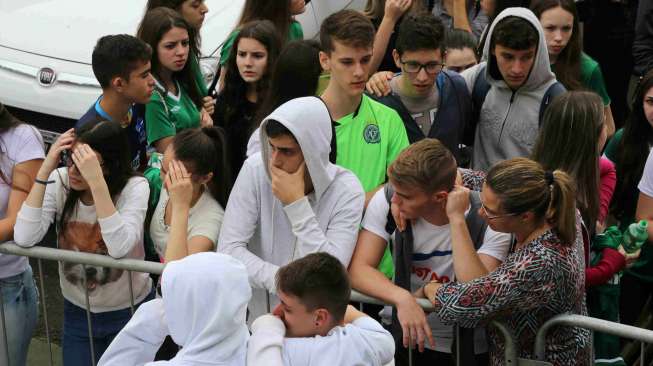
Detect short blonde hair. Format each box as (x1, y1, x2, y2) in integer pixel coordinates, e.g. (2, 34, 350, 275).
(387, 138, 457, 193)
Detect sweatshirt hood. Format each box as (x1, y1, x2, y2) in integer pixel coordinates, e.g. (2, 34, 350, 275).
(260, 96, 338, 201)
(161, 252, 251, 365)
(482, 7, 555, 91)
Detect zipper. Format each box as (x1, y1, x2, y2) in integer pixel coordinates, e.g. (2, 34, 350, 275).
(498, 91, 516, 142)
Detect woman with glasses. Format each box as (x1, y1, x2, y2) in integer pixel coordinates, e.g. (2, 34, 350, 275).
(530, 0, 616, 137)
(14, 120, 153, 366)
(419, 157, 591, 365)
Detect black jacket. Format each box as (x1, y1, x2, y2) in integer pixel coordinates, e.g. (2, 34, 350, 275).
(368, 70, 472, 162)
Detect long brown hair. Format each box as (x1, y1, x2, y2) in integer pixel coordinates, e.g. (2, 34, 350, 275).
(137, 7, 203, 108)
(145, 0, 203, 53)
(530, 0, 583, 90)
(486, 158, 577, 245)
(612, 70, 653, 221)
(235, 0, 293, 41)
(531, 91, 603, 235)
(222, 20, 282, 129)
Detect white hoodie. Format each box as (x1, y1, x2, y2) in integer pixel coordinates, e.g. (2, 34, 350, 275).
(98, 252, 251, 366)
(461, 8, 559, 170)
(247, 314, 395, 366)
(217, 97, 365, 321)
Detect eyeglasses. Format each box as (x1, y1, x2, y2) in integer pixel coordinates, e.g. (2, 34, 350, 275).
(400, 59, 445, 75)
(480, 200, 519, 220)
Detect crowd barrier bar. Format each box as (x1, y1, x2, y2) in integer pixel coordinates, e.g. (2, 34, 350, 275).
(4, 243, 653, 366)
(0, 243, 164, 366)
(534, 314, 653, 365)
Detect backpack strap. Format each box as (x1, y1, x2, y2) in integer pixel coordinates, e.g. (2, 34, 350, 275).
(387, 182, 415, 352)
(538, 81, 566, 127)
(384, 184, 398, 236)
(467, 64, 491, 145)
(465, 190, 489, 250)
(451, 190, 489, 365)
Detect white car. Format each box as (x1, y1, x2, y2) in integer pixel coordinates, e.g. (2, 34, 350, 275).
(0, 0, 364, 142)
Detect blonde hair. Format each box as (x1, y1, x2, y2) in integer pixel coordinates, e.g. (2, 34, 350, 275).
(486, 158, 577, 245)
(387, 138, 457, 193)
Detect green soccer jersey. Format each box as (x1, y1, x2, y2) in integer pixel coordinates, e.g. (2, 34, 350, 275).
(334, 94, 409, 279)
(146, 80, 200, 145)
(334, 94, 409, 192)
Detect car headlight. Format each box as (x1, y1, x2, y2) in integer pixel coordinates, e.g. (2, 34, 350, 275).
(199, 56, 220, 89)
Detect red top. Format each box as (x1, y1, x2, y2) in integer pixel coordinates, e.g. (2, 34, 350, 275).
(585, 157, 624, 287)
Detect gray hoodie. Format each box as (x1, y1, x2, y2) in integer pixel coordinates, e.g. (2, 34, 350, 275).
(461, 8, 557, 170)
(217, 97, 365, 321)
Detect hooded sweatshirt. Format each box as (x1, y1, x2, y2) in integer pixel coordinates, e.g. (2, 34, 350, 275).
(217, 97, 365, 321)
(461, 8, 557, 170)
(98, 252, 251, 366)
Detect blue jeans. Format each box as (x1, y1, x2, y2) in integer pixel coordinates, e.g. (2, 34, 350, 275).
(63, 287, 154, 366)
(0, 266, 39, 366)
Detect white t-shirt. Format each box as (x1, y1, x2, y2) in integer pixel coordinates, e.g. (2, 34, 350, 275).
(150, 188, 224, 260)
(361, 189, 511, 353)
(639, 148, 653, 198)
(0, 124, 44, 279)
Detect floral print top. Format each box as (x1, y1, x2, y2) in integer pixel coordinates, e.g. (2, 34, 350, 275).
(433, 172, 591, 365)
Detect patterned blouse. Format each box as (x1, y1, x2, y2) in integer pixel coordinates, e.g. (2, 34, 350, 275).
(435, 169, 591, 365)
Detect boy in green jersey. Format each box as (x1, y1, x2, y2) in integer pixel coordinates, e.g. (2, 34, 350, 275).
(320, 10, 409, 280)
(319, 10, 409, 207)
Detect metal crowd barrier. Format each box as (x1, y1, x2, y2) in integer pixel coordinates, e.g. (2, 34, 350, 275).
(534, 314, 653, 365)
(0, 242, 164, 366)
(2, 242, 653, 366)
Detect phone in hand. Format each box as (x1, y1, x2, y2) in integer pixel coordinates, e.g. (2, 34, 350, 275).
(60, 149, 71, 167)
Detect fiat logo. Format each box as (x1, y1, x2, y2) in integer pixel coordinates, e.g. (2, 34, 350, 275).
(37, 67, 56, 87)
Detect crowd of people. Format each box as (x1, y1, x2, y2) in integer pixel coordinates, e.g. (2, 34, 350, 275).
(1, 0, 653, 365)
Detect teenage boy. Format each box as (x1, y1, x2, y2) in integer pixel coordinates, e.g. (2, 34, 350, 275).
(218, 97, 365, 322)
(75, 34, 155, 171)
(319, 10, 410, 205)
(247, 252, 395, 366)
(367, 13, 472, 162)
(349, 138, 511, 365)
(461, 8, 565, 171)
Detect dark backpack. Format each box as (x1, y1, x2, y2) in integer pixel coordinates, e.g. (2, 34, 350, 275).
(469, 64, 566, 139)
(384, 184, 488, 365)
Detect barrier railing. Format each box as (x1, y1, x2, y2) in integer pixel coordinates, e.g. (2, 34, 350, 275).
(534, 314, 653, 366)
(0, 242, 164, 366)
(3, 242, 653, 366)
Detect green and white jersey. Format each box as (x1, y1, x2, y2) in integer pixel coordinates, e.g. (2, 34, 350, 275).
(146, 79, 200, 145)
(334, 94, 409, 192)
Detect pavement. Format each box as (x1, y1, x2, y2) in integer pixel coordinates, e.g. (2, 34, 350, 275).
(27, 338, 62, 366)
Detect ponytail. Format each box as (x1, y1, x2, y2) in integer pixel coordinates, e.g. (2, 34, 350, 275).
(545, 170, 577, 245)
(486, 158, 577, 246)
(201, 126, 232, 207)
(171, 127, 232, 208)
